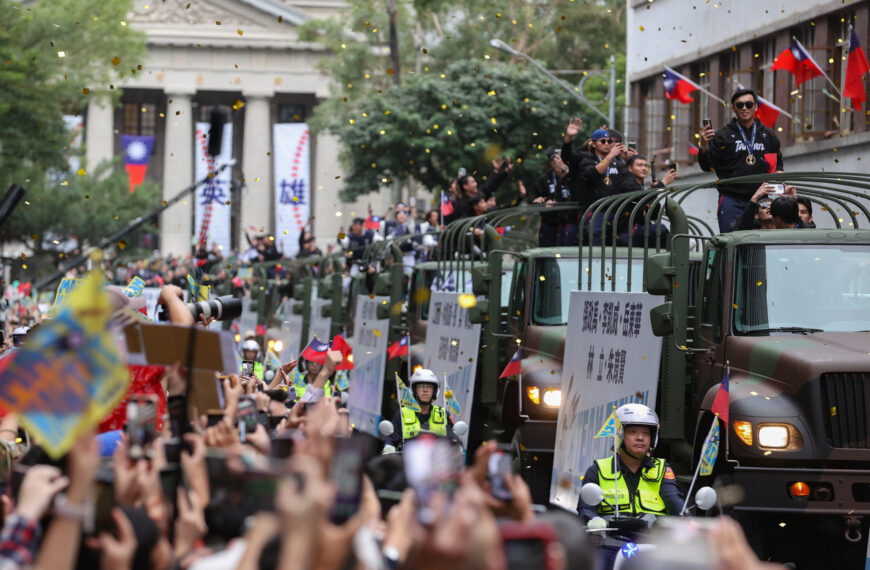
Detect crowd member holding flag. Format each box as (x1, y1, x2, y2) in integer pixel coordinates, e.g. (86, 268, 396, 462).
(385, 368, 454, 448)
(577, 403, 684, 525)
(698, 88, 784, 233)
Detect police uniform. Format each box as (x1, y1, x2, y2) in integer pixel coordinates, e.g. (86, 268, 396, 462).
(576, 454, 684, 521)
(385, 405, 453, 446)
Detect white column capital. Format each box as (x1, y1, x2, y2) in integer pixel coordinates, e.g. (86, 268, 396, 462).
(241, 89, 274, 100)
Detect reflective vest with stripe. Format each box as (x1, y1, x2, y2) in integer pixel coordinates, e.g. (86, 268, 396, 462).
(294, 379, 333, 400)
(595, 457, 667, 516)
(401, 406, 447, 439)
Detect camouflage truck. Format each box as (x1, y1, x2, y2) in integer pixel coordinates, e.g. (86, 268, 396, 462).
(587, 173, 870, 566)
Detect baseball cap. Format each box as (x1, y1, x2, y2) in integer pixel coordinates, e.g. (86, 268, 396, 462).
(590, 129, 610, 141)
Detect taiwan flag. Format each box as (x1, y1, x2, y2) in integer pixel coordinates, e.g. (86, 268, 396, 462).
(663, 67, 700, 104)
(755, 95, 785, 128)
(771, 40, 824, 87)
(388, 335, 410, 360)
(301, 336, 332, 364)
(844, 26, 870, 110)
(687, 143, 700, 156)
(332, 334, 354, 370)
(711, 368, 730, 424)
(499, 347, 522, 379)
(120, 134, 155, 193)
(365, 215, 383, 230)
(440, 191, 454, 217)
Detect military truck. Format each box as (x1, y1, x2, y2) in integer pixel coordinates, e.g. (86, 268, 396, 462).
(588, 173, 870, 566)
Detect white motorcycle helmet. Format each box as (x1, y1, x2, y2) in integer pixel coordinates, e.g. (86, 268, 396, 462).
(409, 368, 439, 400)
(615, 403, 660, 451)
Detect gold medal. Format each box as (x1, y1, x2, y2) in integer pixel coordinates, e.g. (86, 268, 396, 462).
(604, 176, 612, 186)
(746, 154, 756, 166)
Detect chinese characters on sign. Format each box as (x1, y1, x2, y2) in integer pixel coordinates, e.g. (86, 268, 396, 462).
(347, 296, 390, 436)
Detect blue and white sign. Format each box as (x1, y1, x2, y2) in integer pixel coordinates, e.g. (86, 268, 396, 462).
(347, 295, 389, 435)
(550, 291, 664, 511)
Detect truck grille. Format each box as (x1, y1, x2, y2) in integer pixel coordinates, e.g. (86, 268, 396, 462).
(820, 373, 870, 449)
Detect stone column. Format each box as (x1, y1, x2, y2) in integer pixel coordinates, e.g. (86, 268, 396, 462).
(241, 92, 273, 239)
(161, 91, 195, 256)
(85, 98, 114, 172)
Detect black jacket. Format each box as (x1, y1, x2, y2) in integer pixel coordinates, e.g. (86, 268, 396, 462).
(698, 118, 783, 200)
(533, 170, 575, 224)
(581, 154, 628, 206)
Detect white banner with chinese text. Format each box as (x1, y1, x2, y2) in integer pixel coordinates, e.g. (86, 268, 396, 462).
(550, 291, 664, 511)
(347, 295, 390, 435)
(194, 122, 233, 254)
(273, 124, 310, 257)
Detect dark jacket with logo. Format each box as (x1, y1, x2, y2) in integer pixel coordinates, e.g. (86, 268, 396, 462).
(698, 118, 783, 200)
(580, 154, 627, 207)
(533, 169, 576, 224)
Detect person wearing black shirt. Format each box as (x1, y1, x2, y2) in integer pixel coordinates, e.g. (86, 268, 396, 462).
(698, 88, 784, 233)
(580, 129, 629, 245)
(532, 147, 576, 246)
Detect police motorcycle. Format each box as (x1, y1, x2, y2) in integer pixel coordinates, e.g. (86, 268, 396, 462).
(377, 368, 468, 455)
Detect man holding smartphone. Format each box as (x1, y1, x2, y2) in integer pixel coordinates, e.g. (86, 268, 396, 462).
(698, 88, 783, 233)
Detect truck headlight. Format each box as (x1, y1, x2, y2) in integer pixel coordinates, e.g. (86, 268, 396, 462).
(526, 387, 540, 405)
(542, 389, 562, 408)
(758, 425, 790, 448)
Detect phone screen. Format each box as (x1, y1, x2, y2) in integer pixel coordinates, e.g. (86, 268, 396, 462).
(237, 396, 258, 439)
(488, 450, 514, 501)
(703, 118, 712, 129)
(126, 395, 158, 460)
(328, 438, 365, 524)
(242, 360, 255, 377)
(93, 480, 117, 535)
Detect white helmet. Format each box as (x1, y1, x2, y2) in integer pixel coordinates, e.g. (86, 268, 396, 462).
(242, 339, 260, 353)
(616, 403, 660, 450)
(409, 368, 439, 399)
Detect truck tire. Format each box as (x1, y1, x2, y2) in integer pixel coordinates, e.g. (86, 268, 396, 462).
(512, 426, 553, 505)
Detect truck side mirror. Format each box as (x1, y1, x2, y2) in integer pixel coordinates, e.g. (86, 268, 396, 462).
(374, 274, 391, 296)
(292, 302, 304, 315)
(468, 299, 489, 323)
(376, 300, 392, 320)
(649, 302, 674, 336)
(293, 283, 305, 300)
(645, 252, 675, 296)
(318, 282, 332, 299)
(471, 266, 490, 296)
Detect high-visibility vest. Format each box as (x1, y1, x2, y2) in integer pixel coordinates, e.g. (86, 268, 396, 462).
(294, 378, 333, 400)
(594, 457, 668, 516)
(401, 405, 447, 439)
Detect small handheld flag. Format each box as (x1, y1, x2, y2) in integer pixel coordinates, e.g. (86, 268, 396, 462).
(440, 191, 454, 217)
(365, 215, 383, 230)
(301, 336, 332, 364)
(186, 274, 209, 302)
(396, 374, 421, 412)
(710, 369, 730, 424)
(499, 347, 522, 379)
(332, 334, 354, 370)
(699, 420, 721, 477)
(388, 335, 410, 360)
(594, 410, 623, 440)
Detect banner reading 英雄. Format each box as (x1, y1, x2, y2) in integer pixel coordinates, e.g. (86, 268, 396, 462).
(273, 124, 311, 257)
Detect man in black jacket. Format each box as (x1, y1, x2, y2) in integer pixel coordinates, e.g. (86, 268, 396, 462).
(580, 129, 629, 244)
(614, 155, 676, 246)
(532, 146, 576, 246)
(698, 88, 783, 233)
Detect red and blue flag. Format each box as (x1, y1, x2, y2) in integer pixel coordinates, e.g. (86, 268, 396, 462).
(711, 368, 730, 424)
(499, 347, 522, 379)
(755, 94, 785, 128)
(365, 215, 383, 230)
(771, 40, 824, 86)
(388, 335, 410, 360)
(663, 67, 700, 104)
(301, 336, 332, 364)
(440, 192, 454, 217)
(845, 26, 870, 110)
(120, 134, 155, 193)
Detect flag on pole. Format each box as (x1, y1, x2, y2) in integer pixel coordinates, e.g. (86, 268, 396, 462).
(699, 420, 721, 476)
(332, 334, 354, 370)
(120, 134, 155, 193)
(755, 95, 785, 128)
(443, 380, 461, 419)
(663, 67, 701, 104)
(594, 409, 624, 440)
(396, 374, 421, 412)
(499, 347, 522, 379)
(301, 336, 332, 364)
(365, 215, 383, 230)
(771, 40, 825, 86)
(440, 191, 454, 217)
(687, 142, 700, 156)
(264, 348, 283, 370)
(387, 335, 410, 360)
(711, 369, 730, 424)
(845, 26, 870, 110)
(186, 274, 209, 302)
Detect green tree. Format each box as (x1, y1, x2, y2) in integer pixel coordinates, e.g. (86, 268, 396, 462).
(0, 0, 150, 278)
(329, 60, 588, 201)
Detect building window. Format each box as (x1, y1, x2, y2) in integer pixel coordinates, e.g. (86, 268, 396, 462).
(123, 102, 157, 135)
(643, 96, 666, 163)
(278, 104, 306, 123)
(198, 104, 233, 123)
(792, 25, 830, 141)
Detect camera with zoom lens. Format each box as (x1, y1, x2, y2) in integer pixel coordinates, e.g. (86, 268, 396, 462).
(157, 294, 243, 322)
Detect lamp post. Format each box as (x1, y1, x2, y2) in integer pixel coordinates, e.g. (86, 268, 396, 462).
(489, 38, 615, 127)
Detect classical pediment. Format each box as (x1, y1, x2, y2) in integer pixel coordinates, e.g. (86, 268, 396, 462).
(128, 0, 309, 29)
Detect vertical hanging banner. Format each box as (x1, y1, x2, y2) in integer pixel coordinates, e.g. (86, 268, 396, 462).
(194, 122, 233, 254)
(273, 123, 310, 257)
(550, 291, 664, 512)
(347, 295, 390, 435)
(423, 291, 481, 447)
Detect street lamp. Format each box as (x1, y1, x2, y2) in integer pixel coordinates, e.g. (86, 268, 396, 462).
(489, 38, 615, 128)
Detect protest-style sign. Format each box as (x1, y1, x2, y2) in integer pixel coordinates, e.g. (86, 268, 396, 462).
(52, 277, 81, 309)
(423, 291, 481, 447)
(194, 121, 233, 253)
(550, 291, 664, 511)
(0, 272, 130, 458)
(123, 322, 238, 417)
(347, 295, 390, 435)
(273, 123, 311, 257)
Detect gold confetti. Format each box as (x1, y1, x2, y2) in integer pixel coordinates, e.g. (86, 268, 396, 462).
(117, 240, 127, 250)
(373, 329, 381, 337)
(639, 25, 645, 31)
(458, 294, 476, 308)
(387, 68, 395, 76)
(237, 29, 243, 36)
(111, 56, 121, 66)
(77, 168, 86, 176)
(82, 87, 89, 95)
(232, 99, 244, 110)
(216, 20, 221, 25)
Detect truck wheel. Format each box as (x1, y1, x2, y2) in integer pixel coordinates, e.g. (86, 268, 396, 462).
(512, 427, 553, 505)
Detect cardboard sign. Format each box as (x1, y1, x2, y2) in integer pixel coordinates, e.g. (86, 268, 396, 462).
(347, 295, 389, 435)
(550, 291, 664, 511)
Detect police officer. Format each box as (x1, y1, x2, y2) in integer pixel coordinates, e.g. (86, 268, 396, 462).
(293, 357, 334, 401)
(240, 339, 264, 380)
(577, 403, 683, 521)
(386, 368, 454, 447)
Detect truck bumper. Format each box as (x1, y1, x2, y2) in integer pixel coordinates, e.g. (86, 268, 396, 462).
(733, 465, 870, 515)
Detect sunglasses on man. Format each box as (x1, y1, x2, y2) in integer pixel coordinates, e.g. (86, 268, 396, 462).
(734, 101, 755, 110)
(596, 139, 613, 144)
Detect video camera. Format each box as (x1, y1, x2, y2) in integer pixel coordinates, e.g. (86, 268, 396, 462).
(157, 294, 243, 322)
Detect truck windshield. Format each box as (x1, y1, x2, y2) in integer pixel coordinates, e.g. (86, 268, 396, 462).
(734, 244, 870, 334)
